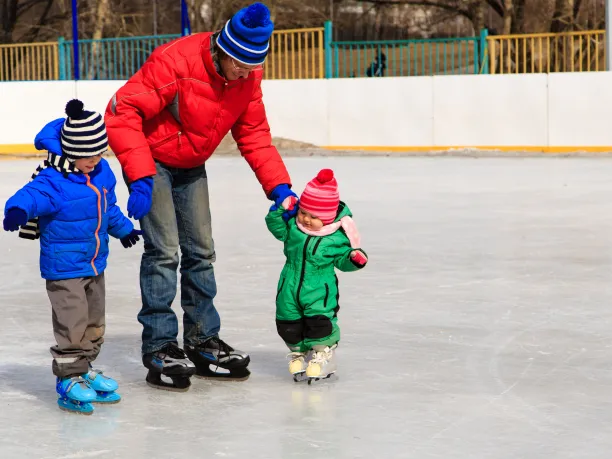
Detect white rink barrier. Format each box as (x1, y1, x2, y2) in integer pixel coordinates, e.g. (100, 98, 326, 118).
(1, 72, 611, 153)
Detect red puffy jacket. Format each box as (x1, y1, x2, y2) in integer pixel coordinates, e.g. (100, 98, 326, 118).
(104, 32, 291, 195)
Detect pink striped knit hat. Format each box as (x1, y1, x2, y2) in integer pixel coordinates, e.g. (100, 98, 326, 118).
(299, 169, 340, 224)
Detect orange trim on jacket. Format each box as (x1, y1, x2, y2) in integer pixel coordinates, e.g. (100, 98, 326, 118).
(85, 174, 102, 276)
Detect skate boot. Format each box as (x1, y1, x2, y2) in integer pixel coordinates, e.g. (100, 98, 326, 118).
(305, 344, 338, 385)
(83, 365, 121, 404)
(184, 337, 251, 381)
(56, 376, 97, 415)
(143, 342, 197, 392)
(287, 351, 308, 382)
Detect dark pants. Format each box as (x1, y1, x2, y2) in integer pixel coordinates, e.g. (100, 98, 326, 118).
(136, 161, 220, 355)
(47, 274, 105, 378)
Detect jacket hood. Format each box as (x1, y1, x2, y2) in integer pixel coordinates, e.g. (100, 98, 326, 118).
(334, 201, 352, 222)
(34, 118, 65, 155)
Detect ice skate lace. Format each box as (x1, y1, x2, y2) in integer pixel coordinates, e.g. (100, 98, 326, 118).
(310, 349, 331, 365)
(286, 351, 305, 362)
(206, 337, 233, 360)
(160, 343, 188, 360)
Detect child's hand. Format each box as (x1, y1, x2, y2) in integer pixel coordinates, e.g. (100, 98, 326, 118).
(281, 196, 298, 222)
(120, 229, 143, 248)
(350, 250, 368, 266)
(3, 208, 28, 232)
(281, 196, 298, 211)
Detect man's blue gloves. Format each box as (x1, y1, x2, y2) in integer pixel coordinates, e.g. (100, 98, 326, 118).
(120, 229, 143, 248)
(3, 208, 28, 232)
(269, 184, 298, 221)
(127, 177, 154, 220)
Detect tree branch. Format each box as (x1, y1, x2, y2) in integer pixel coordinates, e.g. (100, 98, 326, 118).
(573, 0, 583, 21)
(16, 0, 46, 16)
(21, 0, 54, 42)
(483, 0, 504, 18)
(356, 0, 473, 21)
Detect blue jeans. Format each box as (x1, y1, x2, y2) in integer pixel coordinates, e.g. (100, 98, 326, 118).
(137, 162, 220, 354)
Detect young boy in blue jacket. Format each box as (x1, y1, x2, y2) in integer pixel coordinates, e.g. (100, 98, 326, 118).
(3, 100, 142, 415)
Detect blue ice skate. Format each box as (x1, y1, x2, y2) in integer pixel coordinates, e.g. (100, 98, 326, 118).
(83, 367, 121, 404)
(56, 376, 97, 415)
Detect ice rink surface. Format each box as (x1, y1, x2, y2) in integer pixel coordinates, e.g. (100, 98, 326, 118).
(1, 155, 612, 459)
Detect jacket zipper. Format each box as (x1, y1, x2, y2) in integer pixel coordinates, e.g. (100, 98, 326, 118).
(323, 284, 329, 308)
(312, 239, 322, 255)
(85, 175, 102, 276)
(151, 131, 182, 149)
(276, 278, 285, 301)
(103, 187, 108, 213)
(296, 235, 312, 308)
(333, 274, 340, 317)
(203, 83, 226, 153)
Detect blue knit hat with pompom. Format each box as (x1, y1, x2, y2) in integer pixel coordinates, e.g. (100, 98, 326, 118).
(216, 2, 274, 66)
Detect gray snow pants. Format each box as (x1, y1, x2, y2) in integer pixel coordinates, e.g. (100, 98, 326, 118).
(46, 274, 106, 378)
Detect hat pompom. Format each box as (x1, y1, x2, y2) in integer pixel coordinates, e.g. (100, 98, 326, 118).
(65, 99, 84, 120)
(241, 2, 271, 28)
(316, 169, 334, 183)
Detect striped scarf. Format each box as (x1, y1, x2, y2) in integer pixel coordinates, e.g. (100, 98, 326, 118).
(18, 152, 79, 240)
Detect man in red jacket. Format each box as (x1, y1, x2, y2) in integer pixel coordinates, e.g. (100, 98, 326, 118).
(105, 2, 297, 391)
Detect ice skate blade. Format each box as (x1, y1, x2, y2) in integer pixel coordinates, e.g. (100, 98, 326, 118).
(307, 372, 336, 385)
(58, 405, 94, 415)
(57, 398, 94, 415)
(194, 374, 250, 382)
(92, 392, 121, 404)
(146, 380, 191, 392)
(193, 364, 251, 382)
(145, 370, 192, 392)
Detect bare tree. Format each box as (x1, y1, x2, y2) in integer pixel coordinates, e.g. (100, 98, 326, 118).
(0, 0, 606, 45)
(0, 0, 59, 43)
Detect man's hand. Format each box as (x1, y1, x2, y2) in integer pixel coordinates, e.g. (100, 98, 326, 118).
(127, 177, 154, 220)
(269, 184, 298, 221)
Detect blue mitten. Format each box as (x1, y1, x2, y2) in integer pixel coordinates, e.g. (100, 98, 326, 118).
(127, 177, 154, 220)
(120, 229, 143, 248)
(3, 208, 28, 232)
(269, 184, 298, 221)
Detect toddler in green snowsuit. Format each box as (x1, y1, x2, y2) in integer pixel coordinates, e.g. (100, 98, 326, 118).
(265, 169, 368, 381)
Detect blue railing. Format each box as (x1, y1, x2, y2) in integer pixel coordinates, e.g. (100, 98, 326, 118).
(58, 34, 180, 80)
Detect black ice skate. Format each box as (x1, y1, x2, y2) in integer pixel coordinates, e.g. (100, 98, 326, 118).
(184, 337, 251, 381)
(143, 342, 197, 392)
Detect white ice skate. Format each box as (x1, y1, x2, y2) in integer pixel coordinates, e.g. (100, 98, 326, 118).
(287, 351, 308, 382)
(305, 344, 337, 385)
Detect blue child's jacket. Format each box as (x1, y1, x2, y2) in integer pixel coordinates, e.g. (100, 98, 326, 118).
(4, 120, 133, 280)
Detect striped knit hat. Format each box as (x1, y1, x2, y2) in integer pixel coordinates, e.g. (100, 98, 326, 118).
(60, 99, 108, 158)
(216, 2, 274, 66)
(299, 169, 340, 224)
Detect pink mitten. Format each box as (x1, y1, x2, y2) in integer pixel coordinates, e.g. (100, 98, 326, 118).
(351, 250, 368, 266)
(282, 196, 298, 211)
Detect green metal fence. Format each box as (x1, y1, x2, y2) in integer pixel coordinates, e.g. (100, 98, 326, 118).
(326, 29, 488, 78)
(58, 34, 180, 80)
(1, 23, 492, 81)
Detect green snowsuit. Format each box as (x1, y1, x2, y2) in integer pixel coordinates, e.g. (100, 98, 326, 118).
(265, 201, 367, 352)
